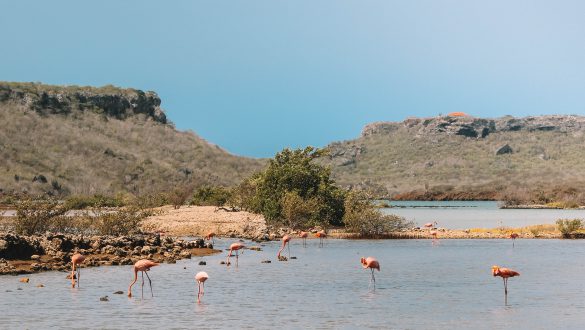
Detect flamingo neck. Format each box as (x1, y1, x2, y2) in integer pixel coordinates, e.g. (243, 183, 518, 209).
(128, 268, 138, 296)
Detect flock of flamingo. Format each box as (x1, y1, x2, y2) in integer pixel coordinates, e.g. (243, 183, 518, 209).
(67, 224, 519, 304)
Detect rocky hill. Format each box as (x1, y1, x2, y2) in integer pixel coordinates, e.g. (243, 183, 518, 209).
(322, 114, 585, 202)
(0, 82, 264, 197)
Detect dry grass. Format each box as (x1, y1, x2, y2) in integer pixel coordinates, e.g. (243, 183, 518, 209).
(468, 224, 558, 237)
(324, 124, 585, 202)
(0, 103, 264, 196)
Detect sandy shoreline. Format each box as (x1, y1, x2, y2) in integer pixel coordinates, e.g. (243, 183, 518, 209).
(143, 206, 569, 239)
(142, 205, 269, 240)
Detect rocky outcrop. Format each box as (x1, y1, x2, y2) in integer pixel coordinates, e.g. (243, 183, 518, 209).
(496, 144, 513, 155)
(0, 232, 215, 275)
(362, 115, 585, 139)
(0, 82, 167, 124)
(326, 143, 365, 167)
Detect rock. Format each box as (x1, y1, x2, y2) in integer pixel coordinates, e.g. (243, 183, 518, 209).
(30, 255, 41, 260)
(179, 251, 191, 259)
(100, 296, 109, 301)
(19, 278, 30, 283)
(496, 144, 513, 155)
(113, 291, 124, 295)
(261, 260, 271, 263)
(219, 261, 226, 265)
(36, 284, 44, 288)
(248, 246, 262, 251)
(278, 256, 288, 262)
(290, 256, 297, 259)
(198, 261, 206, 265)
(205, 243, 213, 249)
(141, 246, 155, 255)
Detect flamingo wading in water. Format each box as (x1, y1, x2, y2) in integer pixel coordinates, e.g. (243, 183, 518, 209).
(227, 242, 245, 266)
(128, 259, 159, 298)
(361, 257, 380, 287)
(509, 233, 519, 247)
(299, 231, 308, 247)
(277, 235, 291, 260)
(195, 271, 208, 303)
(315, 231, 327, 247)
(430, 229, 439, 245)
(205, 232, 215, 245)
(70, 253, 85, 288)
(492, 265, 520, 302)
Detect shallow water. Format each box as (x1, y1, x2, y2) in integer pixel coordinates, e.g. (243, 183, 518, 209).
(1, 238, 584, 329)
(383, 201, 585, 229)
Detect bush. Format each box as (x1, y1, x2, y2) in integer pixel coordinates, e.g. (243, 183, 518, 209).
(93, 205, 153, 236)
(249, 147, 345, 227)
(64, 194, 125, 209)
(343, 191, 412, 237)
(168, 185, 196, 209)
(190, 186, 232, 207)
(556, 219, 583, 236)
(14, 198, 72, 235)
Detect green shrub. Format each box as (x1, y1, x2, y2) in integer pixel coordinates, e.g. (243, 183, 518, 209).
(250, 147, 345, 227)
(64, 194, 125, 209)
(556, 219, 583, 236)
(190, 186, 232, 207)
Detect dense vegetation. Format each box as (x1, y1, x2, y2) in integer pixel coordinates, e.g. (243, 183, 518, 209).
(192, 147, 412, 236)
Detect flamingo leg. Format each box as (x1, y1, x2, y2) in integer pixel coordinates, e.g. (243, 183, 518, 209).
(236, 250, 239, 267)
(145, 270, 153, 297)
(371, 268, 376, 289)
(77, 267, 81, 288)
(141, 271, 145, 299)
(287, 244, 290, 258)
(197, 282, 201, 303)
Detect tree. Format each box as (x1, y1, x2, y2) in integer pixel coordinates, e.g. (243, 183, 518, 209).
(250, 147, 345, 227)
(281, 191, 318, 229)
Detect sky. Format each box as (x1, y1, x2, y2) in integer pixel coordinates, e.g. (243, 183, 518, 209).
(1, 1, 584, 157)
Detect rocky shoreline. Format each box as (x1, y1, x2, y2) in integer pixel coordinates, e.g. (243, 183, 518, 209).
(0, 232, 219, 275)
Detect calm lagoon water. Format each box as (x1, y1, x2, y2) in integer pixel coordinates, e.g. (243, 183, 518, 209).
(1, 238, 584, 329)
(383, 201, 585, 229)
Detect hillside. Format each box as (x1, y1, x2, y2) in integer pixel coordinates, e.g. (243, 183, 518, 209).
(0, 82, 264, 196)
(322, 114, 585, 202)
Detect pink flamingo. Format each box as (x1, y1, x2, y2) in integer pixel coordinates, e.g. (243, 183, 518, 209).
(509, 233, 519, 247)
(492, 265, 520, 302)
(361, 257, 380, 287)
(424, 221, 438, 229)
(70, 253, 85, 288)
(430, 229, 439, 245)
(315, 231, 327, 247)
(277, 235, 291, 259)
(226, 242, 245, 266)
(195, 271, 209, 303)
(299, 231, 308, 247)
(128, 259, 159, 298)
(206, 232, 216, 245)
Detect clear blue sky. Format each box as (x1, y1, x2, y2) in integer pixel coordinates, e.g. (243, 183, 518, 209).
(1, 1, 584, 157)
